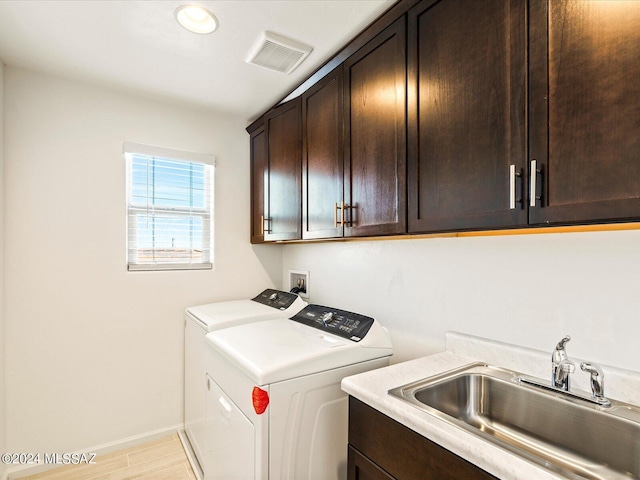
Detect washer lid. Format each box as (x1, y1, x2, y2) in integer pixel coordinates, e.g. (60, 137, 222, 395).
(204, 317, 392, 385)
(186, 290, 306, 331)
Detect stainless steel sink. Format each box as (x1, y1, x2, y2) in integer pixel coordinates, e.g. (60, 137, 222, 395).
(389, 363, 640, 479)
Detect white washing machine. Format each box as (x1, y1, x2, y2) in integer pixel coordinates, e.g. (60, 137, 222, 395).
(184, 289, 307, 477)
(202, 304, 393, 480)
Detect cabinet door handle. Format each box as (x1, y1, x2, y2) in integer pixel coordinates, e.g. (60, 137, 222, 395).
(344, 203, 354, 227)
(341, 201, 347, 227)
(530, 160, 540, 207)
(509, 164, 522, 210)
(335, 201, 349, 228)
(334, 201, 352, 228)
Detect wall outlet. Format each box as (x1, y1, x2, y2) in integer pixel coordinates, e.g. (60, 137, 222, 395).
(289, 269, 310, 299)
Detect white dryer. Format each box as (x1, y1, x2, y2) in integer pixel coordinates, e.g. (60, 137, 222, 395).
(203, 304, 393, 480)
(184, 289, 307, 477)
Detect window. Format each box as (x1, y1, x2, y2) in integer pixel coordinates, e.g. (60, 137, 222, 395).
(124, 142, 214, 271)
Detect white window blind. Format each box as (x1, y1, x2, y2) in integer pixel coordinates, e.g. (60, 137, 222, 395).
(124, 143, 214, 271)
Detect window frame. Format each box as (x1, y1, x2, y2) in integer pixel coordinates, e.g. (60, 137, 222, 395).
(124, 142, 215, 272)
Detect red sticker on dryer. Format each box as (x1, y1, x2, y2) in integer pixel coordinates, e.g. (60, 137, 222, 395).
(252, 386, 269, 414)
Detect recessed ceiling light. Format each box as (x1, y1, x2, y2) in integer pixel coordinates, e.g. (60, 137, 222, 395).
(175, 5, 218, 34)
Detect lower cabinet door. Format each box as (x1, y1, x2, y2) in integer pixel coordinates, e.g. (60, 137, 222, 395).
(349, 397, 497, 480)
(348, 446, 395, 480)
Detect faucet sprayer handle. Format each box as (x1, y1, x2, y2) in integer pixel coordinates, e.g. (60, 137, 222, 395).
(580, 361, 603, 377)
(581, 362, 606, 400)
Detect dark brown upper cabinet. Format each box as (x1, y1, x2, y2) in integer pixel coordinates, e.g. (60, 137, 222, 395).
(529, 0, 640, 225)
(249, 121, 267, 244)
(407, 0, 527, 233)
(343, 17, 407, 237)
(302, 67, 345, 240)
(263, 98, 302, 241)
(302, 19, 407, 240)
(251, 0, 640, 243)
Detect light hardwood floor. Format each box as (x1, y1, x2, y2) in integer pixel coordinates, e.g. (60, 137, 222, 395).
(17, 434, 196, 480)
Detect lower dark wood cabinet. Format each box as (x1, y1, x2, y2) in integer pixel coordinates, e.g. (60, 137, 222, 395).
(348, 397, 497, 480)
(348, 446, 395, 480)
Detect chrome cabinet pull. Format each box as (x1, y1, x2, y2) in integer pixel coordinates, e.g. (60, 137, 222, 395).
(530, 160, 540, 207)
(509, 164, 522, 210)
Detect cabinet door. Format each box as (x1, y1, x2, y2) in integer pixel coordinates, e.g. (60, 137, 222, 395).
(344, 18, 407, 237)
(264, 99, 302, 241)
(302, 67, 344, 239)
(407, 0, 527, 233)
(348, 446, 395, 480)
(349, 397, 497, 480)
(529, 0, 640, 225)
(250, 122, 267, 244)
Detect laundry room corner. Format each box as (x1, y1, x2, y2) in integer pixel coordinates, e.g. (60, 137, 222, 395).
(251, 243, 285, 290)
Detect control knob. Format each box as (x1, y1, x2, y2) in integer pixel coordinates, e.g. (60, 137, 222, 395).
(321, 312, 334, 326)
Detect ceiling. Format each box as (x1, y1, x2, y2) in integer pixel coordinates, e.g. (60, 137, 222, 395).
(0, 0, 392, 122)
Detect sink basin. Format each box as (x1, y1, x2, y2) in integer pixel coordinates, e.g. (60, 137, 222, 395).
(389, 363, 640, 479)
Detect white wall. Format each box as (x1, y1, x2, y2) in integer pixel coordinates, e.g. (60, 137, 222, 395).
(0, 60, 6, 476)
(282, 230, 640, 373)
(4, 67, 282, 453)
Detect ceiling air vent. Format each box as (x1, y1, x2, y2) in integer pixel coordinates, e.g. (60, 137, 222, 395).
(246, 32, 313, 74)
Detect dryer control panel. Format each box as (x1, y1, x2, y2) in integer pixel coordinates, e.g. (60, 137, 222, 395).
(290, 304, 374, 342)
(252, 289, 299, 310)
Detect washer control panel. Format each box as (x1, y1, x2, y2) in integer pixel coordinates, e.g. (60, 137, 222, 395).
(252, 289, 299, 310)
(290, 304, 374, 342)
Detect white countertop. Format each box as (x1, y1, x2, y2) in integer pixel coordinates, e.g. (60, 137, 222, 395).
(341, 332, 640, 480)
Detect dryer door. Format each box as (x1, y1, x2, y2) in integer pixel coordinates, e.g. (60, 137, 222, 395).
(205, 375, 255, 479)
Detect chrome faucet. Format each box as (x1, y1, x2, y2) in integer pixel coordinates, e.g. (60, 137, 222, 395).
(580, 361, 609, 405)
(551, 335, 575, 391)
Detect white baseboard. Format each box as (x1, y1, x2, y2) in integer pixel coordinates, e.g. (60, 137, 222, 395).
(5, 424, 183, 480)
